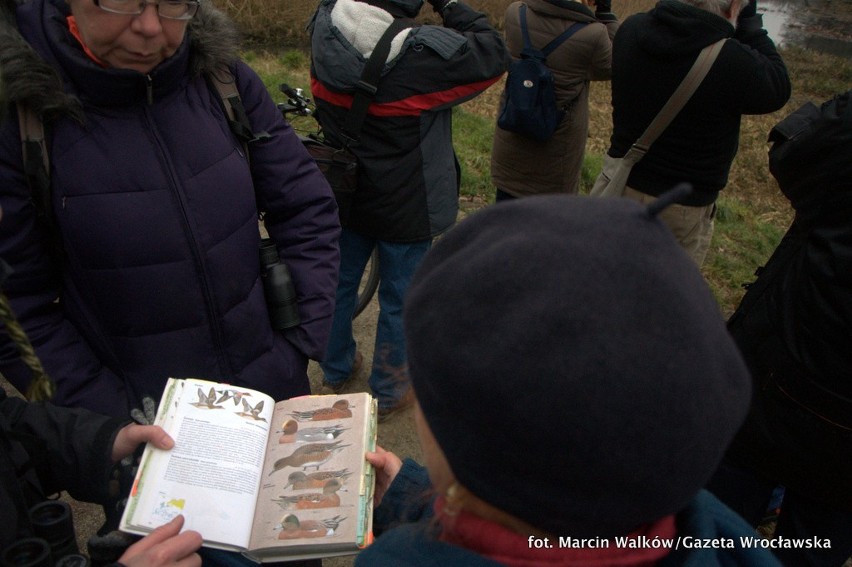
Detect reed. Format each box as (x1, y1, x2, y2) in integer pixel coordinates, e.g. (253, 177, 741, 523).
(231, 0, 851, 314)
(221, 0, 658, 45)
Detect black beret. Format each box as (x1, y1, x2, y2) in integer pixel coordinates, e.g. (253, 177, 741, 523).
(404, 194, 751, 538)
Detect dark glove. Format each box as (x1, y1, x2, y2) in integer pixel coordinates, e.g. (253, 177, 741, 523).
(736, 0, 763, 35)
(88, 454, 143, 566)
(428, 0, 456, 14)
(738, 0, 756, 21)
(88, 529, 139, 567)
(595, 0, 617, 22)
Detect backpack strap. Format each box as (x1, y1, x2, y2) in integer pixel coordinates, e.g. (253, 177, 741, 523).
(342, 17, 412, 147)
(17, 103, 66, 262)
(519, 4, 587, 60)
(206, 67, 271, 164)
(519, 4, 534, 53)
(541, 22, 587, 57)
(17, 104, 53, 231)
(13, 109, 66, 401)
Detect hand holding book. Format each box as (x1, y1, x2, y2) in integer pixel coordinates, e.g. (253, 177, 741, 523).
(364, 446, 403, 506)
(120, 378, 377, 563)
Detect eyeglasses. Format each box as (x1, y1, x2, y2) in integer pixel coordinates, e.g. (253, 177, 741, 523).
(93, 0, 200, 20)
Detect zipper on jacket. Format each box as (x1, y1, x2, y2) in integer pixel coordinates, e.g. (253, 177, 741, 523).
(146, 75, 154, 105)
(142, 105, 232, 376)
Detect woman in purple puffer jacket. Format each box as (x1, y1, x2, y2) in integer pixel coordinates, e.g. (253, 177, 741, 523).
(0, 0, 340, 417)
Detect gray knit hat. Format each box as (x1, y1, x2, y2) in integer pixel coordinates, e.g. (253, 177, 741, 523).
(404, 192, 752, 538)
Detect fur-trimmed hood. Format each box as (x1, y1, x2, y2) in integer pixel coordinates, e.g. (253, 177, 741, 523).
(0, 0, 240, 120)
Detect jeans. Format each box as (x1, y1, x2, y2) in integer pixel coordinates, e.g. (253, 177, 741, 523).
(707, 461, 852, 567)
(321, 228, 430, 409)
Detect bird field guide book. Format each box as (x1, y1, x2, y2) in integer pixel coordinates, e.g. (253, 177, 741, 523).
(119, 377, 378, 563)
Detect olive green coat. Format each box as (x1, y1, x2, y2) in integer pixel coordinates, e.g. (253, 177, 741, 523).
(491, 0, 618, 196)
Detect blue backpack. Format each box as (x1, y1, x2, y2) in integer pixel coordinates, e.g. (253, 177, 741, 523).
(497, 5, 586, 141)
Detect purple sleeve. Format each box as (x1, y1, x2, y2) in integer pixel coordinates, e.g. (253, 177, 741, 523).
(233, 62, 341, 361)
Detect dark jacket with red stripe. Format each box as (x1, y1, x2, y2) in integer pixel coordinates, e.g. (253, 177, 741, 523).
(309, 0, 509, 242)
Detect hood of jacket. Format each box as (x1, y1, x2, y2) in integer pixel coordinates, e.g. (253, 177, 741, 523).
(630, 0, 733, 58)
(310, 0, 418, 92)
(0, 0, 239, 120)
(525, 0, 598, 23)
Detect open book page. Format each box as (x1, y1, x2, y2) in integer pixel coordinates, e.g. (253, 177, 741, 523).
(246, 392, 377, 561)
(121, 378, 275, 550)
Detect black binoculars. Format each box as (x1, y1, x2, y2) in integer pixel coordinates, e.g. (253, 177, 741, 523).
(1, 501, 89, 567)
(259, 238, 300, 331)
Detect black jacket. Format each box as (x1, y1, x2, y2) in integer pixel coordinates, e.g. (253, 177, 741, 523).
(723, 91, 852, 510)
(608, 0, 790, 206)
(0, 387, 124, 551)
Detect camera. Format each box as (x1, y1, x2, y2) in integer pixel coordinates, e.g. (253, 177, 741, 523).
(259, 238, 300, 330)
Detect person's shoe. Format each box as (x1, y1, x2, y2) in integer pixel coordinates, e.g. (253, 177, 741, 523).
(320, 351, 364, 395)
(377, 389, 415, 423)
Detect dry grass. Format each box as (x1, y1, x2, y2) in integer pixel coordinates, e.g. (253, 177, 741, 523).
(233, 0, 851, 314)
(218, 0, 657, 45)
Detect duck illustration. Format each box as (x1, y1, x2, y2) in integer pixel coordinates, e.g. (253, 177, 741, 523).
(215, 388, 252, 406)
(190, 387, 224, 410)
(276, 419, 347, 444)
(268, 441, 350, 474)
(281, 469, 352, 491)
(236, 398, 267, 422)
(289, 399, 352, 422)
(274, 514, 346, 540)
(271, 479, 344, 510)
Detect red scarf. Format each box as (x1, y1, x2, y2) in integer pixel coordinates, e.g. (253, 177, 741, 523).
(66, 16, 106, 67)
(434, 496, 676, 567)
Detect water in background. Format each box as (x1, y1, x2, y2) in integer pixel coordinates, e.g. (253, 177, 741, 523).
(760, 0, 852, 57)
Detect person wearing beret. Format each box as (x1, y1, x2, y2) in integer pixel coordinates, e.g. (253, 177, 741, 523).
(359, 189, 781, 566)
